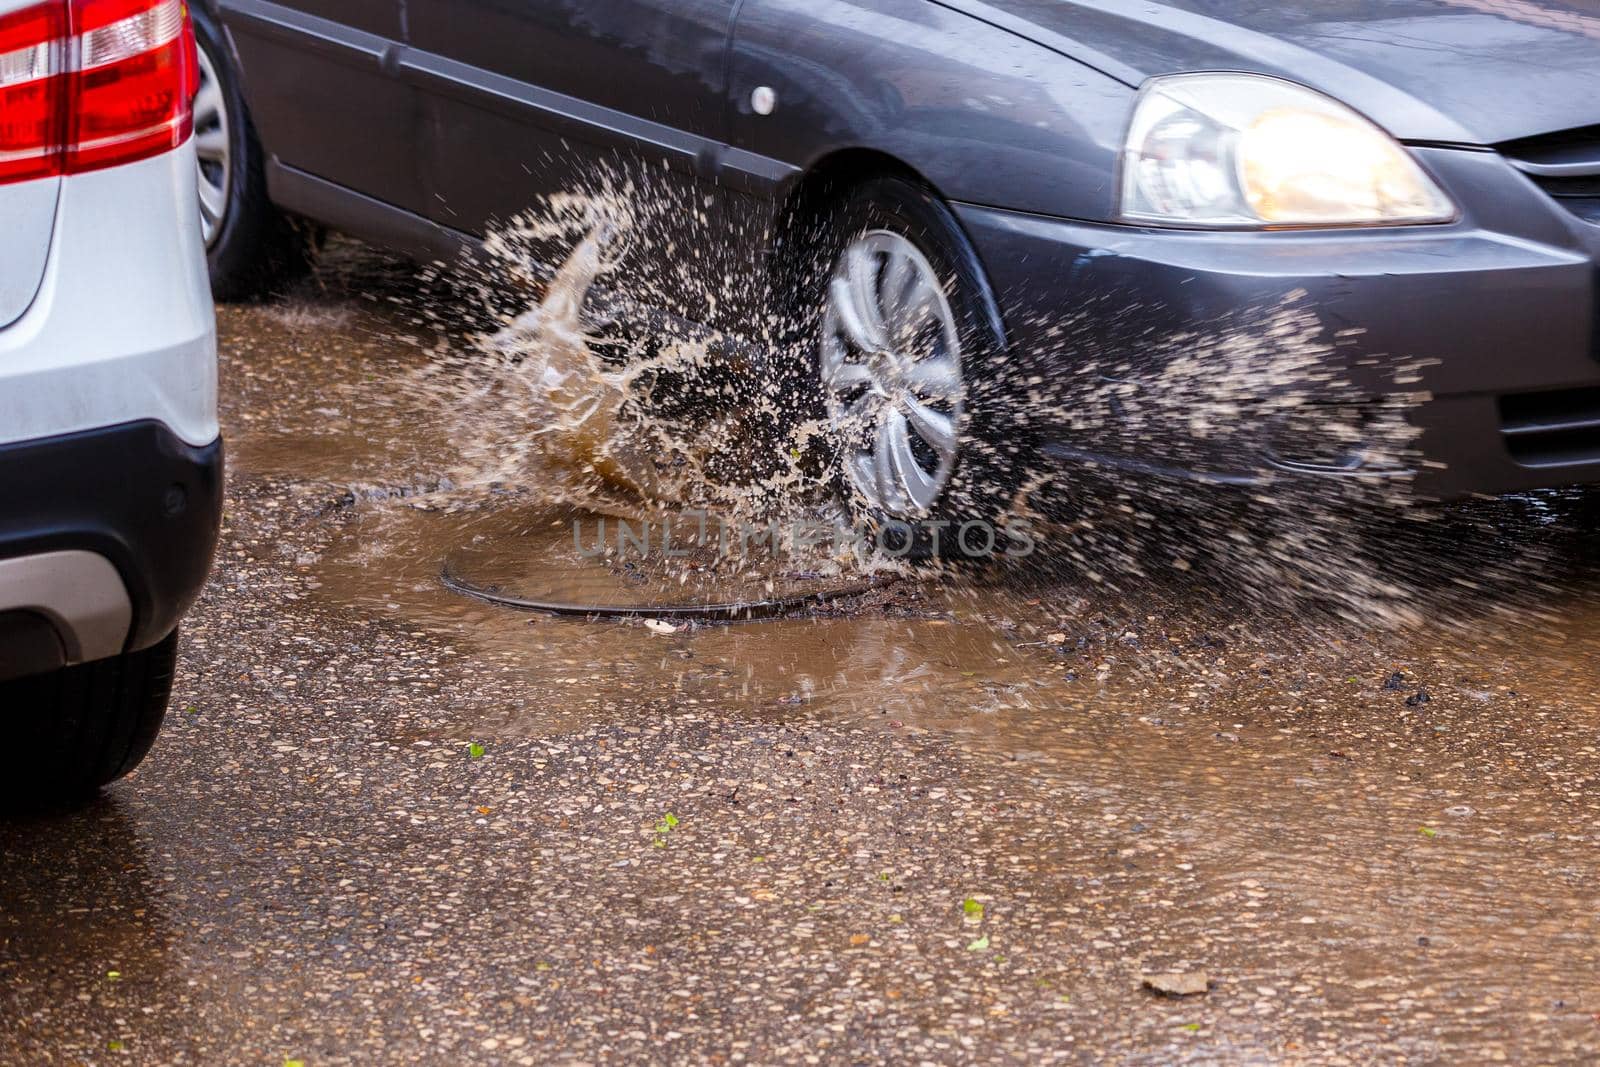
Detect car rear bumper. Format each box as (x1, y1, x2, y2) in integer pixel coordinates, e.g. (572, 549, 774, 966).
(955, 145, 1600, 500)
(0, 422, 222, 680)
(0, 140, 218, 681)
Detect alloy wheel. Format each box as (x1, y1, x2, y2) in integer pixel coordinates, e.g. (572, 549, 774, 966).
(820, 230, 966, 517)
(193, 39, 231, 248)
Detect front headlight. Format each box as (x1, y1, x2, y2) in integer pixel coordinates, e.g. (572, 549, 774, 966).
(1118, 73, 1456, 228)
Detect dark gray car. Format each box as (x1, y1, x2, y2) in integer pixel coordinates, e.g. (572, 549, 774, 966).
(192, 0, 1600, 540)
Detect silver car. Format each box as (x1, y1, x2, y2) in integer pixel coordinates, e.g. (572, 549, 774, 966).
(0, 0, 220, 805)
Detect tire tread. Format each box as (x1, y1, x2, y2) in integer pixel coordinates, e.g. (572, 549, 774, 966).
(0, 632, 178, 807)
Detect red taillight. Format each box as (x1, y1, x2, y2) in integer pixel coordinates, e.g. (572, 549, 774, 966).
(67, 0, 196, 172)
(0, 2, 66, 184)
(0, 0, 195, 185)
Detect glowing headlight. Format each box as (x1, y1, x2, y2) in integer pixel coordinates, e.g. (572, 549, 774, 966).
(1119, 73, 1456, 228)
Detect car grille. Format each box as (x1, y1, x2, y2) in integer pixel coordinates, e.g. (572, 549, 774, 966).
(1499, 386, 1600, 467)
(1498, 124, 1600, 225)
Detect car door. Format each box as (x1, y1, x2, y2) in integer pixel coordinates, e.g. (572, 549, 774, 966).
(403, 0, 739, 307)
(219, 0, 423, 213)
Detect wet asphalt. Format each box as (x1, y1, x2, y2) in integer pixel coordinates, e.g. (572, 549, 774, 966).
(4, 256, 1600, 1065)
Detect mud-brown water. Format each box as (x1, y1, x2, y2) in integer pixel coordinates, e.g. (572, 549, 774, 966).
(226, 241, 1600, 740)
(199, 234, 1600, 1059)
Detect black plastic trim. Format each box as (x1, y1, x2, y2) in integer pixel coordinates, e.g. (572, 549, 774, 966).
(266, 159, 475, 266)
(0, 421, 223, 654)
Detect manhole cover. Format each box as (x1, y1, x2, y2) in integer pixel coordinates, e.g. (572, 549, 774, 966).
(441, 508, 893, 620)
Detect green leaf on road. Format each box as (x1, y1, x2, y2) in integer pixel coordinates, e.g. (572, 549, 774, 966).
(105, 970, 120, 981)
(962, 897, 984, 920)
(108, 1040, 125, 1052)
(1419, 825, 1437, 838)
(967, 936, 990, 951)
(467, 742, 486, 759)
(1181, 1023, 1201, 1032)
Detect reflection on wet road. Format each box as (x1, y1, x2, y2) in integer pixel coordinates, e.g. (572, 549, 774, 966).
(4, 258, 1600, 1063)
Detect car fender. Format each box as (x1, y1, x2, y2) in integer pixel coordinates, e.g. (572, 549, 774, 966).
(726, 0, 1135, 224)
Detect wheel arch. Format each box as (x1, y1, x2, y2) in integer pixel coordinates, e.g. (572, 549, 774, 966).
(766, 148, 1011, 356)
(774, 147, 935, 238)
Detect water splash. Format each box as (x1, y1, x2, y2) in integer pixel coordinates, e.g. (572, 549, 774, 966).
(313, 165, 1573, 633)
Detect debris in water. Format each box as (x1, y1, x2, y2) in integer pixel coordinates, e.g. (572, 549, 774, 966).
(1143, 971, 1210, 997)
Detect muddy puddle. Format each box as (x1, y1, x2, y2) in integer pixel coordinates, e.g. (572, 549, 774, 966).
(219, 242, 1600, 760)
(302, 477, 1600, 754)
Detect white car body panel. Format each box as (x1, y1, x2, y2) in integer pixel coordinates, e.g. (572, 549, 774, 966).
(0, 0, 60, 329)
(0, 177, 59, 331)
(0, 144, 218, 449)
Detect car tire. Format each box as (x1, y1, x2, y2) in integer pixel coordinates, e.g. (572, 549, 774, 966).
(192, 6, 313, 301)
(794, 176, 1037, 560)
(0, 631, 179, 810)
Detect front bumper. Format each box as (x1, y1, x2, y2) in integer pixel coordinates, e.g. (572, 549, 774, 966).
(0, 421, 223, 670)
(956, 145, 1600, 500)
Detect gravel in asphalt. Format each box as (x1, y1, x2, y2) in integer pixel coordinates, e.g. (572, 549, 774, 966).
(4, 265, 1600, 1064)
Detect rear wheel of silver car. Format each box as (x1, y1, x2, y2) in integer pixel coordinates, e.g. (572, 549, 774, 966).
(806, 178, 1035, 559)
(0, 631, 178, 810)
(192, 6, 314, 301)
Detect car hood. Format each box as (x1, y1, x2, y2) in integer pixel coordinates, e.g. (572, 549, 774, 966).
(957, 0, 1600, 145)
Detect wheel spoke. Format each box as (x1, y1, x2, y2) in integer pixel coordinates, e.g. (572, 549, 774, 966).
(828, 386, 879, 447)
(904, 357, 963, 400)
(894, 273, 937, 335)
(872, 414, 904, 512)
(903, 396, 958, 461)
(193, 80, 223, 127)
(197, 168, 225, 228)
(849, 451, 878, 504)
(828, 277, 880, 354)
(878, 251, 916, 330)
(885, 410, 939, 511)
(844, 245, 889, 351)
(823, 359, 874, 392)
(193, 124, 228, 163)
